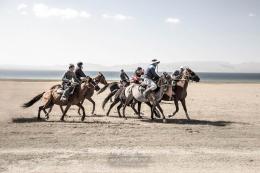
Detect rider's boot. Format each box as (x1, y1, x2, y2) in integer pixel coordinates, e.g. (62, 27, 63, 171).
(143, 88, 152, 98)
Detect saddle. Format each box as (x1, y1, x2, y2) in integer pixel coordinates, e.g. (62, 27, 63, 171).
(56, 84, 77, 96)
(138, 83, 160, 94)
(138, 83, 147, 92)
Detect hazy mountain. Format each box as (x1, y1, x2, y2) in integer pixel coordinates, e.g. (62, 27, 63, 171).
(0, 61, 260, 73)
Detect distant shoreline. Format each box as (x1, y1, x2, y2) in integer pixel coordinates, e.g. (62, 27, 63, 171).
(1, 78, 260, 84)
(0, 69, 260, 83)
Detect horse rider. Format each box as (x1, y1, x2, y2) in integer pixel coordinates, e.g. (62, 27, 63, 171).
(131, 67, 144, 84)
(120, 69, 130, 86)
(75, 62, 87, 81)
(143, 59, 160, 98)
(172, 66, 185, 80)
(60, 64, 80, 101)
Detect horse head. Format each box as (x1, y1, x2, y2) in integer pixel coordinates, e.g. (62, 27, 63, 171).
(182, 68, 200, 82)
(81, 76, 100, 91)
(94, 72, 108, 86)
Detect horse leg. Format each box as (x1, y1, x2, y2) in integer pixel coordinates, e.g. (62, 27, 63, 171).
(146, 102, 157, 119)
(60, 105, 64, 113)
(169, 99, 179, 118)
(86, 97, 95, 115)
(106, 99, 119, 116)
(77, 100, 84, 115)
(137, 102, 142, 118)
(117, 102, 123, 117)
(122, 95, 134, 119)
(77, 103, 86, 121)
(44, 103, 54, 120)
(60, 104, 71, 121)
(38, 106, 44, 119)
(156, 103, 167, 123)
(181, 99, 190, 120)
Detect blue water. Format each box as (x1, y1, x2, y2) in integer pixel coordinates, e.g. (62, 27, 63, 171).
(0, 70, 260, 83)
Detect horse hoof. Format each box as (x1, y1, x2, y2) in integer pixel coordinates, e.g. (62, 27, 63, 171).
(163, 119, 167, 123)
(138, 116, 142, 119)
(60, 118, 64, 122)
(81, 116, 85, 121)
(45, 116, 49, 120)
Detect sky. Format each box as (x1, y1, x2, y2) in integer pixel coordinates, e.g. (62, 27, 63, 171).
(0, 0, 259, 66)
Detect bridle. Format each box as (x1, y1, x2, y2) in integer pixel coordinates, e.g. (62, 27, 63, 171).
(93, 73, 108, 86)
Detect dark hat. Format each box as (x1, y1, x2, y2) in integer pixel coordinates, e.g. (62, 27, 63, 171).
(69, 64, 75, 69)
(77, 62, 83, 67)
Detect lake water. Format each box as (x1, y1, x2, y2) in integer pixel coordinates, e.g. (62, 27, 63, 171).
(0, 70, 260, 83)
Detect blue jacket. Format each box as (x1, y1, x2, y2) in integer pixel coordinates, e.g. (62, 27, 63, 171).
(144, 64, 160, 81)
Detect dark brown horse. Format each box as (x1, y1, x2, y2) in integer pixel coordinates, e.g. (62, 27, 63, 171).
(22, 77, 93, 121)
(164, 68, 200, 120)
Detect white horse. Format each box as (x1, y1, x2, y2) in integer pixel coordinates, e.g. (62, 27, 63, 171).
(122, 74, 173, 123)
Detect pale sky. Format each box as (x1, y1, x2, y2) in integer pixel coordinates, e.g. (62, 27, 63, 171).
(0, 0, 259, 66)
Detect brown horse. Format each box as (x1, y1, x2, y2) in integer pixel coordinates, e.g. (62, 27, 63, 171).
(22, 77, 94, 121)
(165, 68, 200, 120)
(77, 72, 108, 115)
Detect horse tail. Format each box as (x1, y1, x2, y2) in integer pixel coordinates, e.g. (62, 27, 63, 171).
(102, 90, 117, 110)
(97, 82, 117, 95)
(22, 92, 45, 108)
(97, 84, 109, 95)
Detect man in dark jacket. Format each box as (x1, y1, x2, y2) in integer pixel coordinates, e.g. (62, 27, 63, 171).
(120, 69, 130, 86)
(143, 59, 160, 97)
(75, 62, 87, 81)
(61, 64, 80, 101)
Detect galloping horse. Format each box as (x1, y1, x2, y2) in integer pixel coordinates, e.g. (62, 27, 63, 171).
(22, 77, 93, 121)
(164, 68, 200, 120)
(77, 72, 108, 115)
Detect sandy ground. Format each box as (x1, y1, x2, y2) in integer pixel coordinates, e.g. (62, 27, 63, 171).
(0, 80, 259, 173)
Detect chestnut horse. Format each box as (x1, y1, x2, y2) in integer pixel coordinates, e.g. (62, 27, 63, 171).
(22, 77, 93, 121)
(78, 72, 108, 115)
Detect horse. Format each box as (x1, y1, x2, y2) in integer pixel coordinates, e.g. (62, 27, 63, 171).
(165, 68, 200, 120)
(122, 73, 173, 122)
(77, 72, 108, 115)
(22, 77, 94, 121)
(101, 86, 140, 118)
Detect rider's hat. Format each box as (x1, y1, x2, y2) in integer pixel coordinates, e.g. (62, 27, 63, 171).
(77, 62, 83, 67)
(151, 59, 160, 64)
(69, 64, 75, 69)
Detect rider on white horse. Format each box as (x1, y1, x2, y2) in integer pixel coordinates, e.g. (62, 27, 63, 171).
(143, 59, 160, 98)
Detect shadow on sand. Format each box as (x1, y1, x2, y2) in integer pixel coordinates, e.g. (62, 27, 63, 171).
(11, 116, 134, 125)
(141, 118, 233, 126)
(12, 117, 234, 127)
